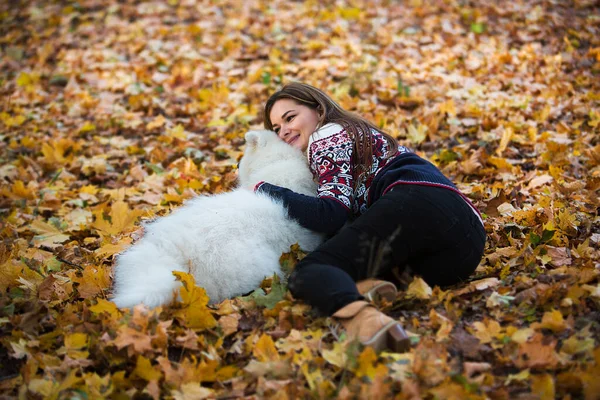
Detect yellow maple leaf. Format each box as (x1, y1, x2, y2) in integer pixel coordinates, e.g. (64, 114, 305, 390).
(472, 319, 503, 344)
(64, 332, 88, 350)
(146, 115, 166, 131)
(94, 240, 131, 260)
(534, 309, 567, 333)
(166, 124, 187, 139)
(0, 257, 43, 292)
(89, 298, 122, 319)
(555, 208, 579, 232)
(92, 201, 143, 236)
(487, 156, 514, 170)
(406, 277, 432, 299)
(73, 265, 111, 299)
(322, 342, 348, 368)
(41, 138, 79, 165)
(62, 332, 89, 359)
(79, 121, 96, 134)
(30, 220, 70, 249)
(531, 374, 555, 400)
(561, 332, 595, 355)
(406, 122, 428, 144)
(430, 309, 454, 342)
(510, 327, 535, 344)
(253, 333, 279, 362)
(16, 72, 36, 87)
(438, 99, 457, 117)
(133, 355, 162, 382)
(355, 346, 378, 379)
(173, 271, 216, 330)
(338, 6, 362, 20)
(301, 363, 325, 391)
(1, 180, 36, 200)
(1, 113, 26, 127)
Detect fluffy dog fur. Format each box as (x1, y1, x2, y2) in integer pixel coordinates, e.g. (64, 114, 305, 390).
(111, 130, 322, 308)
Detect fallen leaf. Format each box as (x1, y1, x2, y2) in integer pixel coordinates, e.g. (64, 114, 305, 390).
(514, 334, 560, 370)
(30, 220, 70, 249)
(253, 333, 279, 362)
(406, 277, 432, 300)
(133, 355, 162, 382)
(173, 271, 217, 330)
(531, 373, 555, 400)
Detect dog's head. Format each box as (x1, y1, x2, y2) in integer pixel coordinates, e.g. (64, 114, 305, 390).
(238, 130, 315, 194)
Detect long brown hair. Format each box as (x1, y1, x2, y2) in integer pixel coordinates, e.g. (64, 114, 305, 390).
(263, 82, 398, 179)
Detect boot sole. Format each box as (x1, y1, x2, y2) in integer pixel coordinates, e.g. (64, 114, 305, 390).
(364, 282, 398, 303)
(387, 324, 411, 353)
(363, 321, 411, 353)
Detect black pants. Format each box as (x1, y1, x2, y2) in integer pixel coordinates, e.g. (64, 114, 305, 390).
(288, 185, 486, 316)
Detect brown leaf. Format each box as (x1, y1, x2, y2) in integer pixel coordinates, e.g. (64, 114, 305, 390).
(112, 326, 153, 354)
(514, 333, 560, 370)
(412, 338, 449, 387)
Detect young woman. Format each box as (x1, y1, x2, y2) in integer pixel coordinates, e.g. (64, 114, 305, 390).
(254, 82, 486, 352)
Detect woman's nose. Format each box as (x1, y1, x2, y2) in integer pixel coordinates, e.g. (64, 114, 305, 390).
(278, 126, 289, 139)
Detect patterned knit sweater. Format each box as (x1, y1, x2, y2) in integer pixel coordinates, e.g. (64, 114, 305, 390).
(256, 123, 481, 234)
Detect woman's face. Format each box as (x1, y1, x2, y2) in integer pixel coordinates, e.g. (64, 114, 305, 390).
(269, 99, 320, 151)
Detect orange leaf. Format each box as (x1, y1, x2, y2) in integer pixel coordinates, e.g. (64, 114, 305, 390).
(92, 200, 143, 236)
(73, 265, 111, 299)
(112, 326, 153, 353)
(514, 333, 560, 370)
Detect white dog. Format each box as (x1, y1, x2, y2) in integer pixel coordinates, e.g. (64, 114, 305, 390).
(111, 130, 322, 308)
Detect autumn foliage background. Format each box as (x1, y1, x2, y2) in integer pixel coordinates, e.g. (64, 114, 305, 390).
(1, 0, 599, 398)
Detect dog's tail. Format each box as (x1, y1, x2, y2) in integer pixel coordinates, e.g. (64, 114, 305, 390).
(111, 241, 184, 309)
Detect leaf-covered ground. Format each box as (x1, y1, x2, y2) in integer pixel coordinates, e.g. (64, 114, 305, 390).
(1, 0, 599, 398)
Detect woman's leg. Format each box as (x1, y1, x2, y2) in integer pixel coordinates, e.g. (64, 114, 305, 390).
(393, 185, 486, 287)
(288, 185, 485, 316)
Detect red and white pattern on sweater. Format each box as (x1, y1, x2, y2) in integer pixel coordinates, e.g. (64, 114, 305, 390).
(307, 123, 409, 214)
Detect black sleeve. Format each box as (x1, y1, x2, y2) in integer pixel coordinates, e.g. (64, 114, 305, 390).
(256, 182, 350, 235)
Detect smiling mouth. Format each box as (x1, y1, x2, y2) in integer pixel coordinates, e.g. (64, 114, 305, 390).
(287, 135, 299, 145)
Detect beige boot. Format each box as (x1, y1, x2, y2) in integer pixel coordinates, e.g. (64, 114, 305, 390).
(332, 301, 410, 353)
(356, 279, 398, 303)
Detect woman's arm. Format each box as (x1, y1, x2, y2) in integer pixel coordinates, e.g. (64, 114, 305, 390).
(255, 182, 350, 235)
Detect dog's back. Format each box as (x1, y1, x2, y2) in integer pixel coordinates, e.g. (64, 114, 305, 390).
(111, 130, 322, 308)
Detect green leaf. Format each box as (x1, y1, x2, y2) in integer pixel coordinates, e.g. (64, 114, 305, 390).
(438, 149, 459, 163)
(541, 229, 555, 243)
(241, 275, 287, 309)
(144, 162, 165, 175)
(470, 23, 486, 34)
(261, 71, 271, 85)
(529, 232, 541, 246)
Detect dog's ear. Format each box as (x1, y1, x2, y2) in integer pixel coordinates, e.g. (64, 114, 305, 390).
(245, 130, 268, 149)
